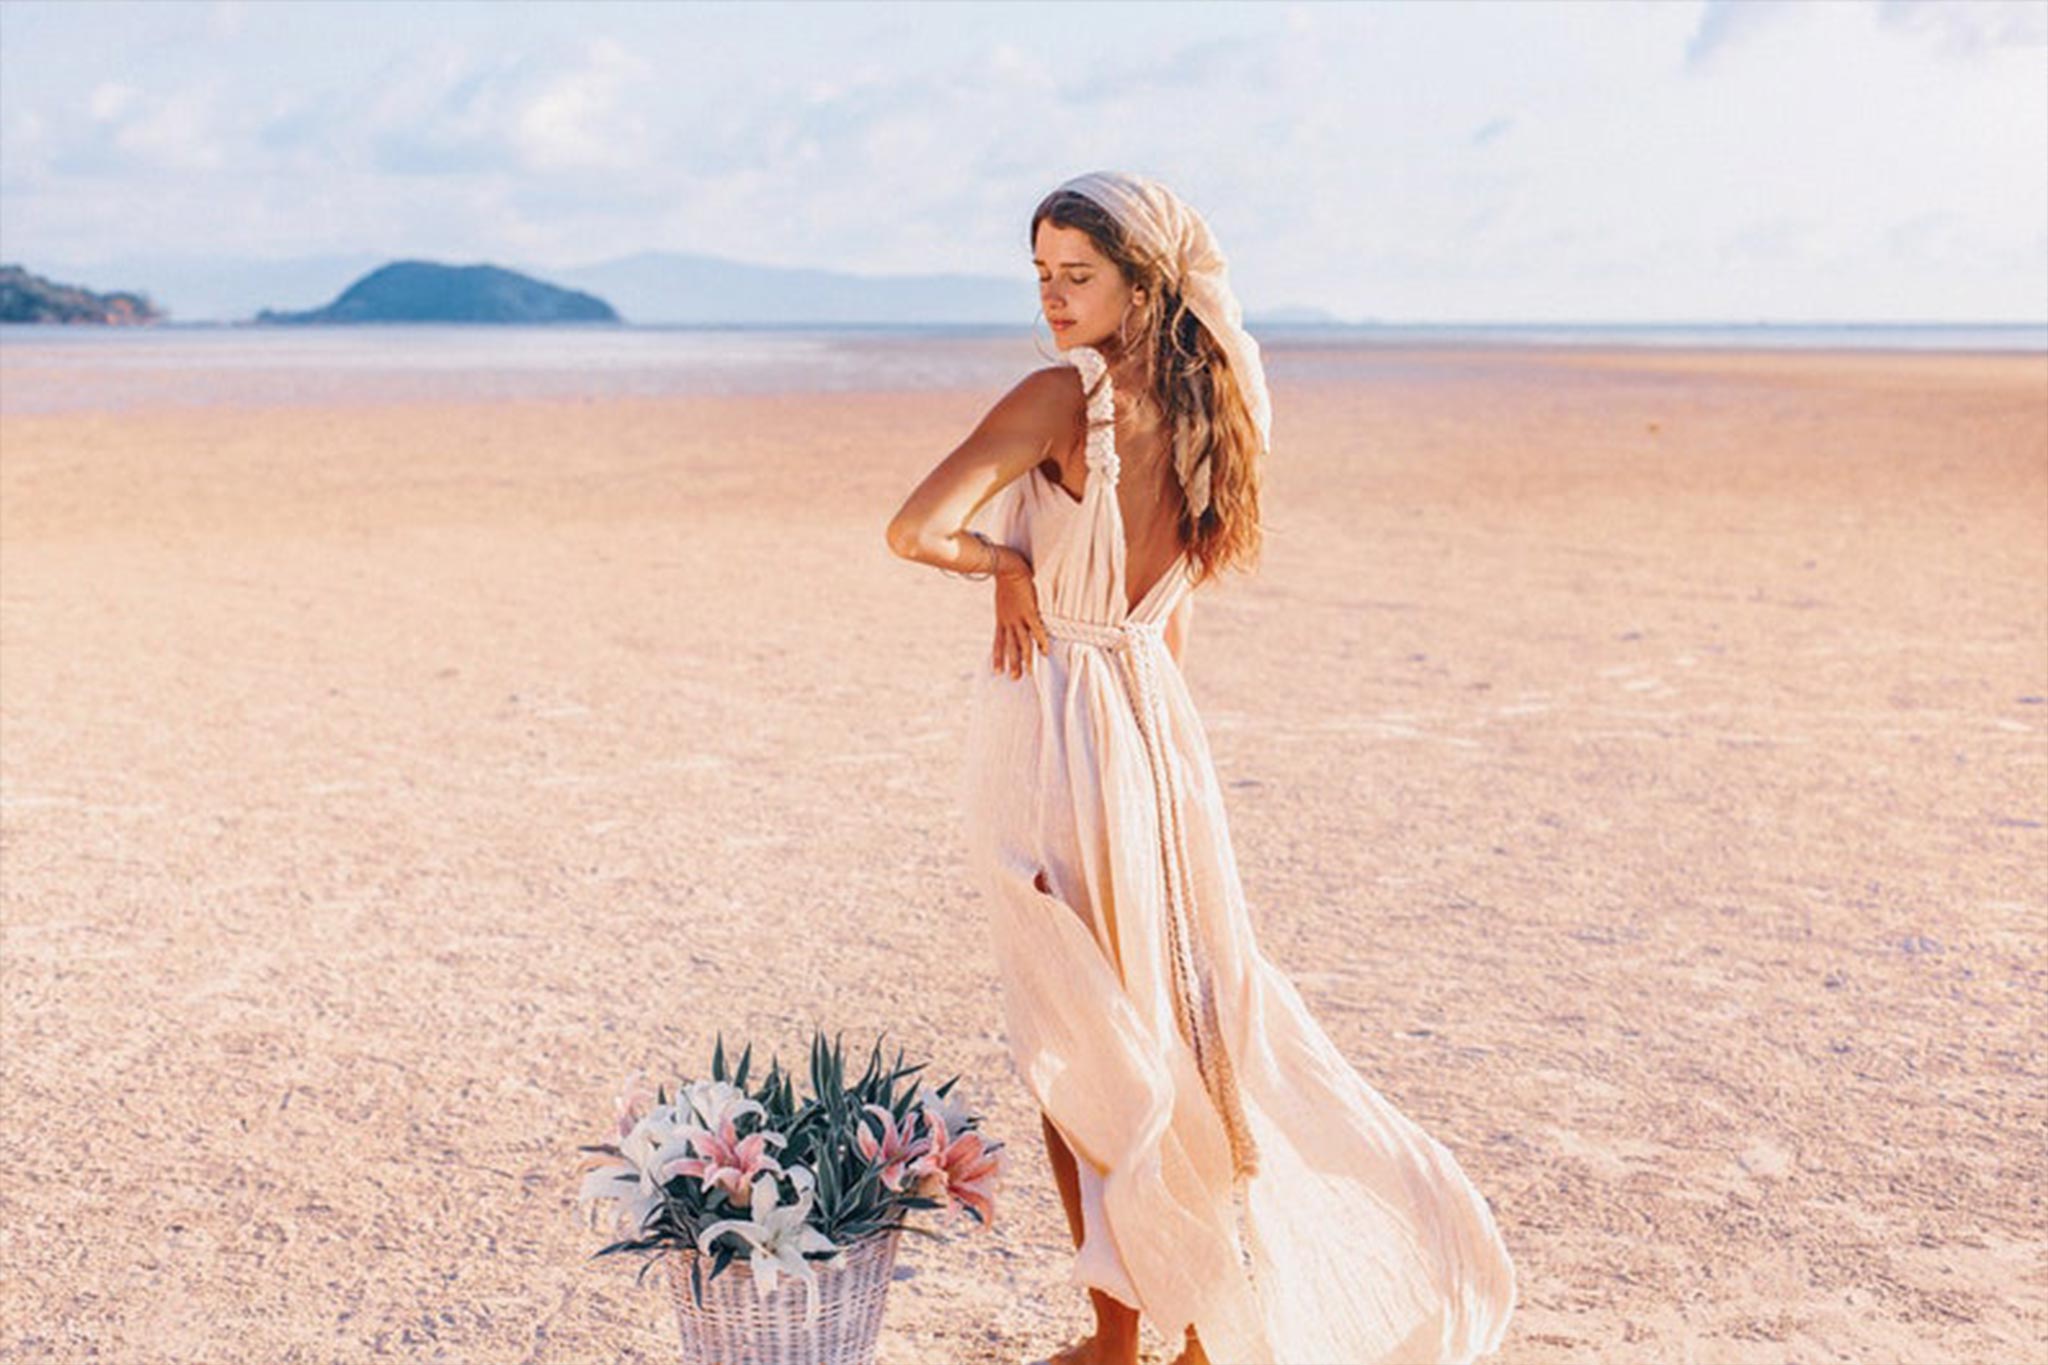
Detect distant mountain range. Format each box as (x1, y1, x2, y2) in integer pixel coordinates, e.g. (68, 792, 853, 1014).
(542, 250, 1034, 326)
(13, 249, 1342, 327)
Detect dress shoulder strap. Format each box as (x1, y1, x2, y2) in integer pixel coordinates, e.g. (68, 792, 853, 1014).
(1066, 345, 1121, 484)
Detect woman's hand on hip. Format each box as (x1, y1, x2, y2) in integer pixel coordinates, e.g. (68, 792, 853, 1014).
(991, 551, 1051, 679)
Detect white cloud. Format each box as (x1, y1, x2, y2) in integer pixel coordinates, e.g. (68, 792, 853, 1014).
(54, 78, 226, 173)
(1686, 0, 1802, 72)
(986, 43, 1048, 86)
(1471, 116, 1514, 148)
(206, 0, 248, 41)
(365, 47, 528, 177)
(1883, 210, 2015, 271)
(1690, 0, 2047, 70)
(0, 0, 2039, 320)
(1718, 215, 1819, 268)
(87, 82, 140, 122)
(1874, 0, 2048, 56)
(512, 37, 653, 173)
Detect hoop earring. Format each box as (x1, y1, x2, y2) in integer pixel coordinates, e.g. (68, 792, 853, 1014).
(1031, 304, 1060, 362)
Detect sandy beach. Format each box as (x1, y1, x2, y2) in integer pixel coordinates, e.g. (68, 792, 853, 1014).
(2, 342, 2042, 1363)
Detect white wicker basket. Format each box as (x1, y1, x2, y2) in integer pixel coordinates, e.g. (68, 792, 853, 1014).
(662, 1227, 902, 1365)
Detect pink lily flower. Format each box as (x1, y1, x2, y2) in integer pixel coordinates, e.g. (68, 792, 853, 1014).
(614, 1071, 663, 1141)
(855, 1103, 931, 1193)
(906, 1110, 1005, 1227)
(663, 1114, 787, 1207)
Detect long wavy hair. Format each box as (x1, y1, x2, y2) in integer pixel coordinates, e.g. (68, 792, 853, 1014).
(1030, 188, 1265, 588)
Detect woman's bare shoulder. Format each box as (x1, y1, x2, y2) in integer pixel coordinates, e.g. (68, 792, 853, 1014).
(977, 364, 1083, 444)
(1010, 363, 1083, 416)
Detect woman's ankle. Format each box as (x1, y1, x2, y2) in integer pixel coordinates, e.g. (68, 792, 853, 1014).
(1087, 1327, 1141, 1365)
(1092, 1322, 1140, 1351)
(1089, 1291, 1140, 1346)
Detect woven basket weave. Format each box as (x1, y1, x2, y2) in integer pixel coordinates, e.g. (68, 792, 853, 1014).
(663, 1227, 902, 1365)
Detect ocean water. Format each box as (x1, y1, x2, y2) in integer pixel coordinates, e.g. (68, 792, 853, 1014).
(2, 321, 2041, 416)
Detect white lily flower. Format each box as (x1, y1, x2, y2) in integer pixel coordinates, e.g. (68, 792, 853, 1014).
(680, 1079, 766, 1134)
(694, 1168, 842, 1323)
(915, 1081, 975, 1137)
(579, 1101, 696, 1239)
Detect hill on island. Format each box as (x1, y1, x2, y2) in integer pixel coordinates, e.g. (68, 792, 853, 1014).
(0, 263, 163, 324)
(256, 261, 619, 325)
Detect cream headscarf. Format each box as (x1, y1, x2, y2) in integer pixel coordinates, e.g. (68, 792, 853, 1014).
(1052, 170, 1272, 521)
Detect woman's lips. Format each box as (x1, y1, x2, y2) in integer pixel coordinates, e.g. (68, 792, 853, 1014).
(1050, 320, 1074, 330)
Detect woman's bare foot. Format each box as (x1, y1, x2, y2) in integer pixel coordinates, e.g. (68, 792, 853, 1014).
(1166, 1326, 1212, 1365)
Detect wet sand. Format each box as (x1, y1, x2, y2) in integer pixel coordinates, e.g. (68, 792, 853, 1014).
(2, 344, 2043, 1362)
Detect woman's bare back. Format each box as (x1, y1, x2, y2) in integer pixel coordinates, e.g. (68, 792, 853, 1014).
(1037, 368, 1189, 615)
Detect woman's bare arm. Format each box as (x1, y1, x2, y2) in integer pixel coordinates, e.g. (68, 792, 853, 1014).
(884, 367, 1075, 570)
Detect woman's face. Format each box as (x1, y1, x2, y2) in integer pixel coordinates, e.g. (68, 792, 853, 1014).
(1034, 220, 1139, 353)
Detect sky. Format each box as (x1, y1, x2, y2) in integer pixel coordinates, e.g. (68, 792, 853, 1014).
(1, 0, 2043, 323)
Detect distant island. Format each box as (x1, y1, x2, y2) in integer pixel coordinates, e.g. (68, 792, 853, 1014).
(256, 260, 619, 325)
(10, 248, 1352, 326)
(0, 263, 163, 324)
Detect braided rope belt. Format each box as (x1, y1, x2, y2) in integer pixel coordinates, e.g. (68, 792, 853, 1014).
(1040, 610, 1261, 1184)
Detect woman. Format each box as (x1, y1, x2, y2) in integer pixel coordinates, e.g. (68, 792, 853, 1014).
(886, 171, 1517, 1365)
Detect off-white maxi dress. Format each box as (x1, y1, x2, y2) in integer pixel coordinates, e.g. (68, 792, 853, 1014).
(958, 345, 1517, 1364)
